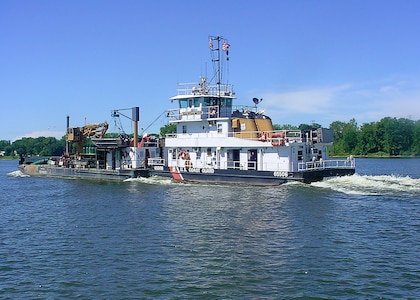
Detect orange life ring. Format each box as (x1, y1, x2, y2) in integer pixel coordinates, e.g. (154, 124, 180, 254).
(209, 106, 217, 117)
(271, 132, 285, 146)
(178, 151, 185, 159)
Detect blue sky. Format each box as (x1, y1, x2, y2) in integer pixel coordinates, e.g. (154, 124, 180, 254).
(1, 0, 419, 141)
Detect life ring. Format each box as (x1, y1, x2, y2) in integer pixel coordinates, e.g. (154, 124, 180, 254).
(178, 150, 185, 159)
(271, 132, 285, 146)
(258, 131, 267, 142)
(209, 106, 217, 117)
(178, 150, 191, 160)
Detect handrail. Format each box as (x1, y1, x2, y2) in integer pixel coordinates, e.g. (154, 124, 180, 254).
(174, 82, 234, 97)
(165, 129, 304, 143)
(298, 158, 355, 171)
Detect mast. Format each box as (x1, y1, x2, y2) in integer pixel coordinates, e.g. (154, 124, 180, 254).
(209, 35, 230, 98)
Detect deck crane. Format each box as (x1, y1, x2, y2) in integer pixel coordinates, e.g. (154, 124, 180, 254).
(66, 122, 109, 157)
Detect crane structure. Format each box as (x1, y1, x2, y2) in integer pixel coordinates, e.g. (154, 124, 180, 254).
(66, 122, 109, 157)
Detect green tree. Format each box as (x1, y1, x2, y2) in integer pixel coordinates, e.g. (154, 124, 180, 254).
(358, 122, 379, 154)
(378, 117, 414, 155)
(412, 120, 420, 155)
(298, 123, 321, 131)
(0, 140, 11, 151)
(342, 118, 359, 153)
(273, 124, 298, 130)
(397, 118, 414, 155)
(329, 120, 348, 155)
(329, 121, 346, 141)
(160, 124, 176, 136)
(12, 138, 30, 156)
(11, 137, 65, 156)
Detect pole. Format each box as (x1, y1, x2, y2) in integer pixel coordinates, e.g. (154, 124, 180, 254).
(66, 115, 70, 156)
(133, 120, 138, 148)
(132, 107, 140, 147)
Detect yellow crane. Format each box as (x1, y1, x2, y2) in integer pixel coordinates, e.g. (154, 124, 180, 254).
(66, 123, 109, 157)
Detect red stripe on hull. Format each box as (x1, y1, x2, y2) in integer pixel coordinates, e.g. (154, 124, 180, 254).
(169, 166, 183, 181)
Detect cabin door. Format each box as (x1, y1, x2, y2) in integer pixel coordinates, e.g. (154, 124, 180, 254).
(232, 149, 240, 168)
(248, 149, 257, 170)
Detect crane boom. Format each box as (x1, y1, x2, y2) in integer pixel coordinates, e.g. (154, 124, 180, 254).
(67, 122, 109, 157)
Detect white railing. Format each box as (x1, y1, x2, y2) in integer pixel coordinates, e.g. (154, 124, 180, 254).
(148, 158, 165, 166)
(174, 82, 234, 97)
(165, 128, 305, 143)
(298, 158, 355, 171)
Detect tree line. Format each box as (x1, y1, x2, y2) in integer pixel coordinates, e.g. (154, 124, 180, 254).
(1, 117, 419, 158)
(0, 137, 66, 157)
(275, 117, 419, 156)
(328, 117, 419, 156)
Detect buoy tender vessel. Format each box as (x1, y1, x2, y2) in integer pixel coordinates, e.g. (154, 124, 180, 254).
(19, 35, 355, 185)
(147, 35, 355, 185)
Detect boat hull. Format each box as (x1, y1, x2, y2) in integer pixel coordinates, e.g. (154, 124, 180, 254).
(150, 166, 355, 186)
(19, 164, 149, 181)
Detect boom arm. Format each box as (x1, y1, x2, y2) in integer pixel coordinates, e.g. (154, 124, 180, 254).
(67, 122, 109, 157)
(81, 122, 109, 138)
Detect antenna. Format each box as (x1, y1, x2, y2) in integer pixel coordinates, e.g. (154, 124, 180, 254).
(209, 35, 230, 97)
(253, 97, 263, 109)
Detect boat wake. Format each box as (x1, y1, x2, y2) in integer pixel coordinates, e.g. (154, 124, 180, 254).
(124, 176, 175, 185)
(7, 170, 30, 178)
(312, 174, 420, 196)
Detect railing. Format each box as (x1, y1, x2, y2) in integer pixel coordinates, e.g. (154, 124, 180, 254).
(298, 158, 355, 171)
(150, 156, 355, 173)
(165, 128, 304, 144)
(167, 105, 222, 121)
(174, 82, 234, 97)
(148, 158, 165, 166)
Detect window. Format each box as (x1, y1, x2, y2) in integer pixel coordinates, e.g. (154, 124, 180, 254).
(179, 98, 201, 108)
(298, 150, 303, 161)
(217, 123, 223, 133)
(220, 98, 232, 107)
(182, 125, 187, 134)
(179, 99, 188, 108)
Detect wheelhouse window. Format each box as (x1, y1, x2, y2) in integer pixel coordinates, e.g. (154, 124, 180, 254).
(220, 98, 232, 108)
(179, 99, 188, 108)
(204, 97, 218, 106)
(179, 97, 201, 108)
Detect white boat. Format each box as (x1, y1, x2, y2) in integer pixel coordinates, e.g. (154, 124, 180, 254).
(19, 35, 355, 185)
(148, 36, 355, 185)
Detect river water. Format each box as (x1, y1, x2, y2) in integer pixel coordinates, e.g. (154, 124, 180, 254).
(2, 158, 419, 299)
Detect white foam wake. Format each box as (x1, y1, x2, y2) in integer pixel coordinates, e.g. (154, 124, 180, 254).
(7, 170, 30, 177)
(124, 175, 175, 185)
(312, 174, 420, 196)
